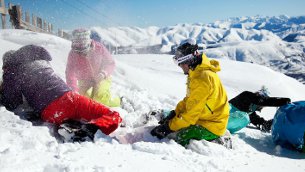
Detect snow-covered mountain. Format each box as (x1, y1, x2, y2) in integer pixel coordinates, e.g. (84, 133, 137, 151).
(90, 15, 305, 84)
(91, 15, 305, 46)
(1, 29, 305, 172)
(210, 15, 305, 38)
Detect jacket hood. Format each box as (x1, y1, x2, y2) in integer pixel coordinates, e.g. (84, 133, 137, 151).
(3, 45, 52, 69)
(197, 54, 221, 72)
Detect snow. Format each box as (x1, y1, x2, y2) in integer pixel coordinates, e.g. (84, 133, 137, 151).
(1, 29, 305, 172)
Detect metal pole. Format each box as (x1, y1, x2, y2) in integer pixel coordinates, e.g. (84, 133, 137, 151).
(0, 0, 6, 29)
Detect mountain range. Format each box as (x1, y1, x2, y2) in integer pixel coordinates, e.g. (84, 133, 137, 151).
(91, 15, 305, 84)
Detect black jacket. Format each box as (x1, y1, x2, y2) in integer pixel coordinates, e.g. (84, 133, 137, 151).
(229, 91, 291, 113)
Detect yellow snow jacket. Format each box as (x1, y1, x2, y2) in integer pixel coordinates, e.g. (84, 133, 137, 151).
(169, 54, 230, 136)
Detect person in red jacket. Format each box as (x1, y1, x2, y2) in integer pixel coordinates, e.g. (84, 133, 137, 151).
(66, 28, 120, 107)
(1, 45, 122, 142)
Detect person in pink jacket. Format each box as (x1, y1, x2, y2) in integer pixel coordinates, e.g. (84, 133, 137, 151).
(66, 29, 120, 107)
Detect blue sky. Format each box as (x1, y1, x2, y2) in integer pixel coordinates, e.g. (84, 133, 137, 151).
(4, 0, 305, 30)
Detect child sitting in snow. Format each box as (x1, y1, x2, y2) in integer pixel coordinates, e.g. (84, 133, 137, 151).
(0, 45, 122, 142)
(150, 39, 231, 148)
(66, 28, 120, 107)
(227, 87, 291, 133)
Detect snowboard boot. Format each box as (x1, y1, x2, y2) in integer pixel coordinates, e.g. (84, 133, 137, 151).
(58, 120, 99, 142)
(261, 119, 273, 132)
(249, 112, 271, 132)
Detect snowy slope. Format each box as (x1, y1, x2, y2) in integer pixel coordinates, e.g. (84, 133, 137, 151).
(1, 30, 305, 172)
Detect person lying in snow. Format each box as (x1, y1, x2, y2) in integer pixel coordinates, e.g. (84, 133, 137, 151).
(0, 45, 122, 142)
(66, 28, 120, 107)
(227, 87, 291, 133)
(150, 39, 231, 148)
(272, 101, 305, 153)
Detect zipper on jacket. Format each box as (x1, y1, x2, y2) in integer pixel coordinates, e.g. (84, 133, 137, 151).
(206, 104, 214, 114)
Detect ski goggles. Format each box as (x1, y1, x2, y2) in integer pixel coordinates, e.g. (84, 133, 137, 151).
(72, 29, 90, 38)
(173, 52, 194, 65)
(71, 39, 92, 53)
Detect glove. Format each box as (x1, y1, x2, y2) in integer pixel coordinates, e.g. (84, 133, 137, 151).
(151, 122, 173, 139)
(94, 71, 107, 83)
(158, 110, 176, 125)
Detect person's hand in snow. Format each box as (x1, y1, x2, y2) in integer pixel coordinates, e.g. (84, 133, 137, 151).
(151, 121, 173, 139)
(159, 110, 176, 125)
(94, 71, 107, 83)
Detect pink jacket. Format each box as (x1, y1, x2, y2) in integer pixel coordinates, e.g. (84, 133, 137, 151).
(65, 40, 115, 91)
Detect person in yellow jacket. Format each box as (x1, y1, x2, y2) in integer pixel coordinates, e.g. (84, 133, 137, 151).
(151, 39, 230, 147)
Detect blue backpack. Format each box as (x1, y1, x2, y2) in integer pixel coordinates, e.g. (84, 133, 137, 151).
(272, 101, 305, 151)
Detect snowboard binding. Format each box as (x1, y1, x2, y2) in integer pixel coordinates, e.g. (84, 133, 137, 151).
(210, 130, 233, 149)
(143, 109, 175, 124)
(57, 120, 98, 142)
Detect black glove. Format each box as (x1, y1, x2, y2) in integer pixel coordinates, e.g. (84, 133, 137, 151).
(158, 110, 176, 125)
(151, 122, 173, 139)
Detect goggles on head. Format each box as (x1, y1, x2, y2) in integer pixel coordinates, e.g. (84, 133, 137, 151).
(71, 39, 92, 54)
(173, 51, 195, 65)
